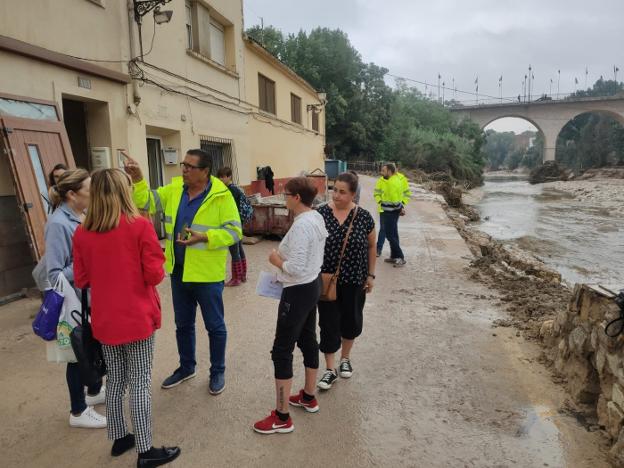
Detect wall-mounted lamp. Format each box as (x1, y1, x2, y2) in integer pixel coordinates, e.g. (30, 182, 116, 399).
(307, 103, 323, 113)
(154, 7, 174, 24)
(132, 0, 173, 59)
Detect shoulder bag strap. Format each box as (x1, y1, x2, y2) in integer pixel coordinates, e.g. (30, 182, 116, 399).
(81, 288, 90, 327)
(334, 206, 359, 277)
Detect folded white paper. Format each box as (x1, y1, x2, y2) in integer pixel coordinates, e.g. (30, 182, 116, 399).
(256, 271, 283, 300)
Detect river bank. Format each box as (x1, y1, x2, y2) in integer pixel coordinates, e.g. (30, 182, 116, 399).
(442, 174, 623, 337)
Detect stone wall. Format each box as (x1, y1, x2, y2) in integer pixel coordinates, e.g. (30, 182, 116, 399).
(541, 284, 624, 464)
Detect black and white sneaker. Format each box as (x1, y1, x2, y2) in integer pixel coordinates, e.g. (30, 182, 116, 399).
(393, 259, 407, 267)
(317, 369, 338, 390)
(339, 358, 353, 378)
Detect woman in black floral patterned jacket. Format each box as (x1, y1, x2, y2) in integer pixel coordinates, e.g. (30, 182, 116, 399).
(316, 172, 377, 390)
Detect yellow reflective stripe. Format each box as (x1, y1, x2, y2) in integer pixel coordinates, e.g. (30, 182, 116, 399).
(165, 233, 174, 241)
(164, 215, 172, 223)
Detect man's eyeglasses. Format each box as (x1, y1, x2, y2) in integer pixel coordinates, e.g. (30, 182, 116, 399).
(180, 162, 206, 171)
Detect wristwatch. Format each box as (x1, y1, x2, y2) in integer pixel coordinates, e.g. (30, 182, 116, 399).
(367, 273, 376, 279)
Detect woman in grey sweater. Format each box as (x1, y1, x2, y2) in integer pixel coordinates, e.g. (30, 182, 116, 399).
(253, 177, 327, 434)
(45, 169, 106, 429)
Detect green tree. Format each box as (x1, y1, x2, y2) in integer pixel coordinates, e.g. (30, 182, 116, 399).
(570, 77, 624, 98)
(378, 82, 485, 186)
(246, 24, 488, 185)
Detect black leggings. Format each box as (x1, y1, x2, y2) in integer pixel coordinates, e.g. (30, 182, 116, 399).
(271, 277, 321, 379)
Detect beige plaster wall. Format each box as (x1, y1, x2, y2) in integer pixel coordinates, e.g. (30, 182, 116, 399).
(242, 43, 325, 179)
(1, 0, 323, 189)
(0, 0, 129, 74)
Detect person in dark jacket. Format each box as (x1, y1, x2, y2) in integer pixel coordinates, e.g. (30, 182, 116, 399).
(217, 167, 247, 286)
(74, 168, 180, 467)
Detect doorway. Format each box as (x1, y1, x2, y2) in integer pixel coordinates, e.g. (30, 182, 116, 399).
(62, 99, 90, 170)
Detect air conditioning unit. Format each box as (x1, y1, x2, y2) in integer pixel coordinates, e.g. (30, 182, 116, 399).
(163, 147, 178, 165)
(90, 147, 111, 170)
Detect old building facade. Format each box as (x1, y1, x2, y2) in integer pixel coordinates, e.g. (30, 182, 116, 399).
(0, 0, 325, 298)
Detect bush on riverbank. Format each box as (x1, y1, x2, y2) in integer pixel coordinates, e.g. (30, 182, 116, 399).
(529, 161, 572, 184)
(378, 83, 487, 188)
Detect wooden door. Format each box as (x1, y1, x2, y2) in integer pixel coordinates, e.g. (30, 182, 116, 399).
(1, 116, 75, 260)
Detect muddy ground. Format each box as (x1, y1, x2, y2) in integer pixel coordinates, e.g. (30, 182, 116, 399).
(0, 175, 611, 467)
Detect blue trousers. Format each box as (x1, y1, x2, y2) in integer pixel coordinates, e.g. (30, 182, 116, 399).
(67, 362, 102, 414)
(377, 211, 404, 260)
(170, 266, 227, 376)
(376, 213, 386, 253)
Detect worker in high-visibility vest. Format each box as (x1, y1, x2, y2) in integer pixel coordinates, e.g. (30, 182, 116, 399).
(123, 149, 241, 395)
(373, 163, 410, 267)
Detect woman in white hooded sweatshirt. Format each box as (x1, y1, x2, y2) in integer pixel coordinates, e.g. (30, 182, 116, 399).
(253, 177, 327, 434)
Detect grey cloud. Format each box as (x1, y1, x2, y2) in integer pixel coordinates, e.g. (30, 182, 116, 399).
(244, 0, 624, 100)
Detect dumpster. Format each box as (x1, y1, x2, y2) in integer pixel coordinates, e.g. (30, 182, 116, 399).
(243, 195, 293, 237)
(324, 159, 340, 180)
(243, 193, 329, 238)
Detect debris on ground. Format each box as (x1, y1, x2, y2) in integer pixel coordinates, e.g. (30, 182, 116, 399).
(529, 161, 573, 184)
(437, 182, 570, 341)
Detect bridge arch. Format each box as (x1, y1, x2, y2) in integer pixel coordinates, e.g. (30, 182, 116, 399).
(555, 109, 624, 170)
(481, 116, 544, 170)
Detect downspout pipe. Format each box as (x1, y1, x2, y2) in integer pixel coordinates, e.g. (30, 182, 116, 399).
(127, 0, 141, 105)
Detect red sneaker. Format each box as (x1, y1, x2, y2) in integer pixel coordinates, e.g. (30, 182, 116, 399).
(289, 390, 319, 413)
(253, 410, 294, 434)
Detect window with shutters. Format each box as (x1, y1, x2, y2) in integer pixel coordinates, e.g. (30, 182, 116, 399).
(184, 2, 235, 73)
(312, 110, 319, 132)
(258, 74, 276, 114)
(209, 20, 225, 66)
(290, 94, 302, 124)
(185, 2, 193, 50)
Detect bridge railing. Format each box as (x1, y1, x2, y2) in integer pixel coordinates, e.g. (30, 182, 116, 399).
(447, 92, 579, 108)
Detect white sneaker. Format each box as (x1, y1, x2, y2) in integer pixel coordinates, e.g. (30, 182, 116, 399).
(69, 406, 107, 429)
(85, 384, 106, 406)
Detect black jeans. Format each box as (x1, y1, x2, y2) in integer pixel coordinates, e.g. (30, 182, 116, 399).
(67, 362, 102, 414)
(380, 211, 404, 259)
(271, 277, 321, 379)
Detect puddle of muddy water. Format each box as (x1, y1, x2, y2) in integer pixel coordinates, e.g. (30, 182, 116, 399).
(513, 405, 564, 466)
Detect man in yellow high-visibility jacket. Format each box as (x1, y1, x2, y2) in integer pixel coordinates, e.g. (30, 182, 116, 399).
(124, 148, 241, 395)
(374, 163, 410, 267)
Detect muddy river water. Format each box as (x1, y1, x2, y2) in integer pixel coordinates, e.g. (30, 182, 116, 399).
(475, 176, 624, 288)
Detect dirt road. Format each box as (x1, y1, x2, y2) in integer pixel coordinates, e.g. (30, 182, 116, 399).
(0, 176, 609, 467)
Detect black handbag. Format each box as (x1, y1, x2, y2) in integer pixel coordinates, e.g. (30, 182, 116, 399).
(70, 289, 107, 387)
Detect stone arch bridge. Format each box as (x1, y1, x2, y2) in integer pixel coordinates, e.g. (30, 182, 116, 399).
(450, 96, 624, 162)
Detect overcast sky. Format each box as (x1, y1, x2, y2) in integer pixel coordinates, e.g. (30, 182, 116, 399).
(243, 0, 624, 133)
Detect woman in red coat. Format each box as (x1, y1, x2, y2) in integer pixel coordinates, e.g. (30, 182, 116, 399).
(73, 168, 180, 467)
